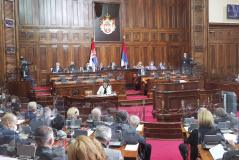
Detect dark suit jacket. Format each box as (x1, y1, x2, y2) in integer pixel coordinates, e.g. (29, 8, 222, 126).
(108, 66, 117, 70)
(23, 111, 36, 121)
(182, 57, 191, 67)
(52, 67, 63, 73)
(36, 146, 66, 160)
(121, 65, 130, 70)
(137, 69, 148, 76)
(98, 67, 104, 70)
(83, 66, 93, 72)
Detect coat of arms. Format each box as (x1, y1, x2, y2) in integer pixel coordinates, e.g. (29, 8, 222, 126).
(100, 13, 116, 35)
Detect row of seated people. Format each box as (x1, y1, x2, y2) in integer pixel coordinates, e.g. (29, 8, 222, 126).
(179, 107, 239, 160)
(0, 99, 151, 159)
(52, 61, 168, 74)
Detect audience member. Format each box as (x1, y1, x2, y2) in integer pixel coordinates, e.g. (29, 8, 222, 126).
(85, 108, 104, 128)
(35, 126, 66, 160)
(179, 110, 220, 160)
(29, 107, 52, 132)
(94, 125, 123, 160)
(130, 115, 140, 128)
(10, 102, 22, 118)
(67, 107, 79, 119)
(83, 63, 93, 72)
(214, 108, 232, 125)
(110, 110, 145, 144)
(23, 101, 37, 121)
(52, 62, 63, 73)
(137, 66, 146, 76)
(98, 63, 104, 70)
(67, 62, 78, 73)
(52, 114, 67, 138)
(148, 61, 156, 70)
(108, 62, 117, 70)
(68, 135, 107, 160)
(0, 113, 34, 156)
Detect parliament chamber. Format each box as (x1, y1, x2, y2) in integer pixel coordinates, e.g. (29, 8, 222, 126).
(1, 0, 239, 159)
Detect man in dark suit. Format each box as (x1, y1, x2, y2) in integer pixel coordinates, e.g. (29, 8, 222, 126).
(121, 62, 130, 70)
(52, 62, 63, 73)
(108, 62, 117, 70)
(182, 53, 191, 74)
(83, 63, 93, 72)
(137, 66, 146, 76)
(67, 62, 78, 73)
(35, 126, 66, 160)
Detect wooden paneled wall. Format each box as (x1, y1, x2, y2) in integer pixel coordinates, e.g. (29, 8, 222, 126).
(208, 24, 239, 79)
(2, 0, 190, 87)
(0, 0, 5, 86)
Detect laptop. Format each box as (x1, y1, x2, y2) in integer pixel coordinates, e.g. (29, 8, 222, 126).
(217, 122, 234, 134)
(188, 123, 198, 133)
(109, 130, 124, 147)
(202, 135, 226, 150)
(70, 118, 82, 129)
(74, 128, 94, 137)
(183, 117, 195, 126)
(18, 125, 32, 138)
(16, 145, 38, 160)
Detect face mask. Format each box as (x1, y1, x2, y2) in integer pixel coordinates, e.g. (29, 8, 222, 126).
(184, 55, 186, 58)
(56, 65, 59, 68)
(10, 125, 17, 132)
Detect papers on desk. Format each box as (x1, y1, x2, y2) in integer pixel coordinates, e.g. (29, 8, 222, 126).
(136, 124, 143, 131)
(0, 157, 17, 160)
(179, 80, 187, 83)
(125, 143, 139, 151)
(223, 134, 237, 143)
(88, 130, 94, 136)
(184, 127, 189, 132)
(16, 120, 25, 125)
(209, 144, 225, 160)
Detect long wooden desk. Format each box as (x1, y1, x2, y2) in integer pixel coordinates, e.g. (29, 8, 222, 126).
(53, 80, 126, 100)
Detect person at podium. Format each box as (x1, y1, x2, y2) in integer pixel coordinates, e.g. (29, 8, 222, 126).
(182, 53, 191, 74)
(137, 66, 146, 76)
(83, 63, 93, 72)
(121, 62, 130, 70)
(52, 62, 63, 73)
(97, 81, 112, 95)
(108, 62, 117, 70)
(67, 62, 78, 73)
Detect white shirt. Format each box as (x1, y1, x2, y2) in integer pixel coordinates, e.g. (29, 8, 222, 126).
(97, 85, 112, 95)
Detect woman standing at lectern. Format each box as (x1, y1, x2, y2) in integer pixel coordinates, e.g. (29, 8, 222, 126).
(97, 81, 112, 95)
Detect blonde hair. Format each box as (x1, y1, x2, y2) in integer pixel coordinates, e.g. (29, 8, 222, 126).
(198, 110, 214, 127)
(67, 107, 79, 118)
(68, 135, 107, 160)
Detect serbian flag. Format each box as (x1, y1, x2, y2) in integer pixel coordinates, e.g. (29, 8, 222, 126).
(89, 40, 98, 67)
(121, 41, 129, 66)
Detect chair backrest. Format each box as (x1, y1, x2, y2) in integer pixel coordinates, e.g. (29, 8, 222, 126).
(74, 129, 87, 137)
(20, 125, 31, 134)
(17, 145, 36, 158)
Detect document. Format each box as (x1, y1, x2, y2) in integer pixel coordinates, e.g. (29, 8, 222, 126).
(223, 134, 237, 143)
(125, 143, 139, 151)
(184, 127, 189, 132)
(209, 144, 225, 160)
(136, 124, 143, 131)
(16, 120, 25, 125)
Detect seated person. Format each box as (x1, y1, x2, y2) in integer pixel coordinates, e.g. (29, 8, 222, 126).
(0, 113, 34, 156)
(179, 110, 220, 160)
(130, 115, 140, 128)
(182, 53, 191, 74)
(147, 61, 156, 70)
(158, 62, 166, 69)
(67, 62, 78, 73)
(52, 62, 63, 73)
(94, 125, 123, 160)
(108, 62, 117, 70)
(35, 126, 66, 160)
(29, 107, 52, 133)
(137, 66, 147, 76)
(2, 96, 13, 113)
(110, 110, 145, 144)
(85, 108, 106, 128)
(83, 63, 93, 72)
(121, 62, 130, 70)
(97, 81, 112, 95)
(23, 101, 37, 121)
(214, 108, 232, 125)
(66, 107, 79, 126)
(52, 114, 67, 138)
(98, 63, 104, 70)
(68, 135, 107, 160)
(135, 62, 142, 69)
(11, 102, 22, 118)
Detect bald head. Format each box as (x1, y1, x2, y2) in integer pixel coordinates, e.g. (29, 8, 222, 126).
(91, 108, 101, 121)
(130, 115, 140, 128)
(70, 62, 74, 66)
(1, 113, 17, 130)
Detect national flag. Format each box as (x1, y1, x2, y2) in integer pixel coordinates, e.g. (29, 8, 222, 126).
(121, 41, 129, 66)
(89, 40, 98, 68)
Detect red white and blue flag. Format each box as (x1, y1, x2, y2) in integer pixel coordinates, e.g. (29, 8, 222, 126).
(121, 41, 129, 66)
(89, 40, 98, 68)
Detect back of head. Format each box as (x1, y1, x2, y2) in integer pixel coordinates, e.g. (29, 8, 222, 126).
(28, 101, 37, 112)
(52, 114, 65, 130)
(94, 125, 111, 143)
(67, 107, 79, 118)
(34, 126, 53, 147)
(91, 108, 101, 121)
(1, 113, 16, 126)
(116, 110, 128, 123)
(198, 110, 214, 127)
(11, 102, 20, 112)
(68, 136, 107, 160)
(130, 115, 140, 128)
(215, 108, 227, 118)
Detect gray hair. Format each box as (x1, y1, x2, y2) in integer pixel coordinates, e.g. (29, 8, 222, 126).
(116, 110, 128, 123)
(130, 115, 140, 127)
(215, 108, 227, 118)
(41, 107, 51, 119)
(91, 108, 101, 121)
(94, 125, 111, 143)
(34, 126, 53, 146)
(28, 101, 37, 112)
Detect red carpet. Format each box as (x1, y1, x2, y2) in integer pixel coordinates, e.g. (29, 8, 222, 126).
(34, 87, 51, 90)
(126, 95, 148, 100)
(146, 139, 183, 160)
(36, 92, 51, 96)
(125, 90, 141, 94)
(119, 105, 157, 122)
